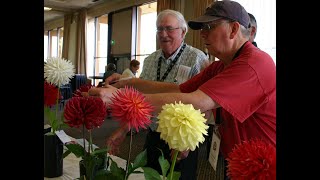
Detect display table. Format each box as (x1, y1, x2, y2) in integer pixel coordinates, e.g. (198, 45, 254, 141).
(44, 152, 145, 180)
(44, 135, 145, 180)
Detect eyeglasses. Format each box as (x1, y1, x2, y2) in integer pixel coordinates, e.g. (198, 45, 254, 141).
(157, 27, 181, 33)
(201, 20, 233, 31)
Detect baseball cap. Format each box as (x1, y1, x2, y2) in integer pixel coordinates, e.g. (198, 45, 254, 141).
(188, 1, 250, 30)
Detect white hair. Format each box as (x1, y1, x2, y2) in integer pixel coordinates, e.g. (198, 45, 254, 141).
(156, 9, 188, 37)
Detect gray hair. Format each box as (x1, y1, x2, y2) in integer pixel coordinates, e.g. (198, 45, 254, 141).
(156, 9, 188, 37)
(240, 25, 251, 39)
(248, 13, 257, 38)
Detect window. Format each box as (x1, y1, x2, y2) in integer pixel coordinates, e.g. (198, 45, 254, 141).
(44, 27, 64, 61)
(44, 31, 48, 60)
(135, 2, 157, 77)
(87, 14, 109, 85)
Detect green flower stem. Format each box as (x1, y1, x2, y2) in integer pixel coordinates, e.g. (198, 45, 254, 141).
(82, 124, 86, 154)
(89, 130, 93, 153)
(169, 150, 179, 180)
(125, 129, 133, 180)
(53, 87, 60, 133)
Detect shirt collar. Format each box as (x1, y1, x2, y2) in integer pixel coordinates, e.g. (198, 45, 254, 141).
(160, 41, 185, 64)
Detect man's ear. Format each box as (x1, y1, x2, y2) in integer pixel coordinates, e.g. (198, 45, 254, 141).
(229, 22, 240, 39)
(251, 26, 257, 37)
(181, 30, 186, 38)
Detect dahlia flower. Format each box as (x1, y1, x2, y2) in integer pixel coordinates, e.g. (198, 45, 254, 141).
(63, 96, 109, 180)
(44, 57, 75, 87)
(64, 96, 107, 130)
(44, 81, 65, 134)
(156, 101, 209, 151)
(109, 86, 154, 132)
(226, 139, 276, 180)
(44, 81, 60, 106)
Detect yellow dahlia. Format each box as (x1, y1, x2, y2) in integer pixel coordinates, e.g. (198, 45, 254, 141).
(156, 101, 209, 151)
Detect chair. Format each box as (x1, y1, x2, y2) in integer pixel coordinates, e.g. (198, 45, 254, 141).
(71, 74, 87, 92)
(59, 83, 73, 109)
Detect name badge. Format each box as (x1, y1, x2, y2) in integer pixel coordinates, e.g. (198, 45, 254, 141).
(208, 131, 221, 171)
(175, 65, 191, 84)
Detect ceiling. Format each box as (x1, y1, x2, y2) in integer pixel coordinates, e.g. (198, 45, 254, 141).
(44, 0, 108, 23)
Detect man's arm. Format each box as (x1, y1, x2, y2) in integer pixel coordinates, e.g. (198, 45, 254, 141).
(108, 76, 180, 94)
(145, 89, 220, 114)
(125, 78, 180, 94)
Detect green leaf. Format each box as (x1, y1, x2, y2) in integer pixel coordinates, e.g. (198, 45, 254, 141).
(65, 143, 85, 158)
(84, 155, 99, 179)
(95, 171, 122, 180)
(60, 123, 69, 129)
(158, 149, 170, 177)
(132, 149, 147, 170)
(91, 147, 109, 156)
(167, 171, 181, 180)
(141, 167, 161, 180)
(110, 158, 125, 180)
(62, 149, 71, 159)
(127, 163, 133, 176)
(94, 169, 109, 177)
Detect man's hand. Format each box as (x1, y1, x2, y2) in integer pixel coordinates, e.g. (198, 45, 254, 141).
(106, 125, 128, 155)
(105, 73, 122, 85)
(88, 85, 118, 105)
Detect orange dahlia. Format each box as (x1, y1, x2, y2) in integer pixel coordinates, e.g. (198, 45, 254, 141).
(64, 96, 107, 130)
(226, 139, 276, 180)
(109, 86, 154, 132)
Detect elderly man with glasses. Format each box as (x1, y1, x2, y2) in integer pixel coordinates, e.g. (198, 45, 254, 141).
(102, 9, 209, 180)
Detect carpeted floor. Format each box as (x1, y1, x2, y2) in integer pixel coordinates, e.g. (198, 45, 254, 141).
(45, 108, 224, 180)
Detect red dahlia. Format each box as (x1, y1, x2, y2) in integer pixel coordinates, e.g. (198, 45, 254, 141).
(64, 96, 107, 130)
(226, 139, 276, 180)
(109, 86, 154, 132)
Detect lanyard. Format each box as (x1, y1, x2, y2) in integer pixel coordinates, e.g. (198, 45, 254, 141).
(156, 43, 186, 82)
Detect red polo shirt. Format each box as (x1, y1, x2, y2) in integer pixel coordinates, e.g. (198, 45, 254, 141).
(180, 42, 276, 157)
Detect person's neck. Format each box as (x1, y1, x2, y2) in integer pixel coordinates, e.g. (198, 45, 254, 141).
(162, 42, 183, 59)
(220, 39, 247, 66)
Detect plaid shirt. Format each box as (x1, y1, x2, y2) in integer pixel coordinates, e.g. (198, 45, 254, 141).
(140, 42, 209, 130)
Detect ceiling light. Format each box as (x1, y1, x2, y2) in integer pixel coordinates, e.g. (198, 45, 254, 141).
(44, 7, 52, 11)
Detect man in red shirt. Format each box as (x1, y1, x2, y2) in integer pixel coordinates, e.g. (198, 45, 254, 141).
(89, 1, 276, 179)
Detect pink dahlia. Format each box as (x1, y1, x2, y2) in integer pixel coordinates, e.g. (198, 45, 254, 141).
(64, 96, 107, 130)
(73, 84, 94, 97)
(44, 81, 60, 106)
(226, 139, 276, 180)
(109, 86, 154, 132)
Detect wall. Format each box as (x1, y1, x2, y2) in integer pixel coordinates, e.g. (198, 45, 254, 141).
(183, 0, 195, 46)
(111, 9, 132, 55)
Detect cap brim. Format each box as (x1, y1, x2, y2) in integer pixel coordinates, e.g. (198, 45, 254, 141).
(188, 15, 222, 30)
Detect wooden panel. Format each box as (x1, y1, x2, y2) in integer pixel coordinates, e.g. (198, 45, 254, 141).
(111, 9, 132, 55)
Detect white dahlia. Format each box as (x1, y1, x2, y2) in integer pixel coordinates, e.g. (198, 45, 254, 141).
(44, 57, 75, 87)
(156, 101, 209, 151)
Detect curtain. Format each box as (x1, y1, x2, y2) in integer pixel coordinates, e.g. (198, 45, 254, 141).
(62, 14, 72, 60)
(75, 9, 88, 74)
(157, 0, 177, 12)
(192, 0, 215, 53)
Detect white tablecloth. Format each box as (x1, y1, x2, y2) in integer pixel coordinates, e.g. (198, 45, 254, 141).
(44, 153, 145, 180)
